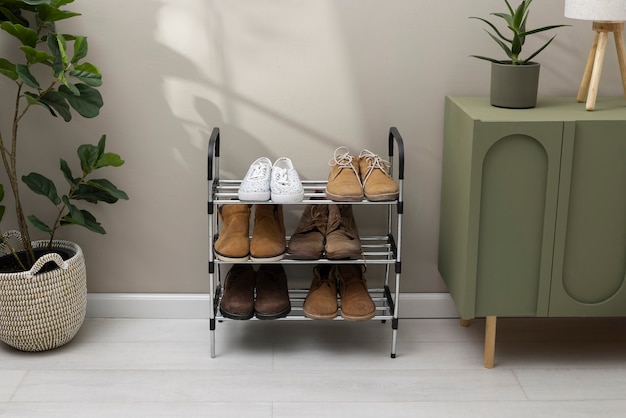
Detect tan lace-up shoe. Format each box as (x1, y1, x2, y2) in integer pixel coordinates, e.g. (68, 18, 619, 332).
(325, 147, 364, 201)
(302, 265, 338, 320)
(287, 204, 329, 259)
(214, 204, 250, 262)
(358, 149, 399, 201)
(255, 264, 291, 319)
(335, 264, 376, 321)
(325, 204, 362, 259)
(250, 204, 286, 262)
(219, 264, 256, 320)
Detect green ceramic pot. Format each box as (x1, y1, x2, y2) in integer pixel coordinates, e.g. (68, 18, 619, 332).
(490, 61, 540, 109)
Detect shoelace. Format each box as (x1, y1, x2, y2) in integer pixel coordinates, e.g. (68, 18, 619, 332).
(272, 167, 289, 186)
(328, 147, 363, 187)
(358, 149, 391, 186)
(248, 163, 269, 180)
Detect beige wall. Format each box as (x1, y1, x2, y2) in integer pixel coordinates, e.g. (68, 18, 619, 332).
(1, 0, 623, 293)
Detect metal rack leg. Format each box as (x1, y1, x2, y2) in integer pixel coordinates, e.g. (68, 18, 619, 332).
(390, 320, 398, 358)
(210, 318, 216, 358)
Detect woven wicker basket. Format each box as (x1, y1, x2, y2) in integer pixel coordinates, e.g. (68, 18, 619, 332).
(0, 237, 87, 352)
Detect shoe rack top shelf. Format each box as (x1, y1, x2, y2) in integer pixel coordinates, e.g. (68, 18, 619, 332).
(207, 127, 405, 206)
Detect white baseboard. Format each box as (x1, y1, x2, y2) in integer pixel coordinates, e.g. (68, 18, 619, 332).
(86, 293, 459, 319)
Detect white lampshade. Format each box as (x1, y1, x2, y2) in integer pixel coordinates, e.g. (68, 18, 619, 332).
(564, 0, 626, 21)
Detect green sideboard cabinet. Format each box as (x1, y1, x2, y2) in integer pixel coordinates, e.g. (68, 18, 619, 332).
(439, 96, 626, 367)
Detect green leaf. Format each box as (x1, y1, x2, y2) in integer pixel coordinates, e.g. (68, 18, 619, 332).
(71, 35, 87, 63)
(77, 142, 99, 173)
(68, 68, 102, 87)
(37, 90, 72, 121)
(0, 22, 38, 47)
(16, 63, 41, 89)
(86, 179, 129, 201)
(61, 206, 106, 234)
(47, 33, 65, 77)
(60, 158, 78, 187)
(27, 214, 53, 233)
(19, 45, 54, 65)
(96, 152, 125, 168)
(61, 195, 85, 224)
(0, 58, 18, 80)
(58, 83, 103, 118)
(22, 172, 61, 205)
(37, 4, 80, 23)
(524, 35, 557, 63)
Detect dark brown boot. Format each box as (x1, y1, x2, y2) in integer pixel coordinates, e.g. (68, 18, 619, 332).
(214, 204, 250, 262)
(287, 204, 328, 259)
(325, 204, 362, 259)
(254, 264, 291, 319)
(303, 265, 338, 320)
(335, 264, 375, 321)
(219, 264, 256, 320)
(250, 204, 286, 262)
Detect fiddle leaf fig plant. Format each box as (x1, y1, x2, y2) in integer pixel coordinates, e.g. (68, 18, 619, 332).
(470, 0, 569, 65)
(0, 0, 128, 270)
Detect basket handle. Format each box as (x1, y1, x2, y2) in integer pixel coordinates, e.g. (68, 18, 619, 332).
(26, 253, 69, 279)
(1, 230, 25, 255)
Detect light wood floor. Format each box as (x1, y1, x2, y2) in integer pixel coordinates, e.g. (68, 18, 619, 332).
(1, 316, 626, 417)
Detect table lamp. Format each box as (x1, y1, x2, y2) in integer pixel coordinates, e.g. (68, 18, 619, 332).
(564, 0, 626, 110)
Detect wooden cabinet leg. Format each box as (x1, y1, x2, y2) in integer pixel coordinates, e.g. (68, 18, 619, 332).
(460, 318, 471, 327)
(484, 316, 497, 369)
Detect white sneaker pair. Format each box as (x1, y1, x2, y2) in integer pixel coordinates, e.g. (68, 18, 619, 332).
(238, 157, 304, 203)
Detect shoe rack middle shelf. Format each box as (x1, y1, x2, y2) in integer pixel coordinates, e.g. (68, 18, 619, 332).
(207, 126, 405, 359)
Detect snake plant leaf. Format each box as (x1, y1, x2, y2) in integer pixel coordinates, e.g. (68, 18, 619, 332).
(0, 58, 18, 80)
(27, 214, 53, 233)
(16, 63, 40, 89)
(58, 83, 103, 118)
(0, 21, 37, 47)
(22, 172, 61, 205)
(525, 35, 557, 63)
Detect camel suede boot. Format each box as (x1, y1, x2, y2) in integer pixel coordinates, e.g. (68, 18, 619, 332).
(358, 150, 399, 201)
(325, 147, 363, 201)
(335, 264, 376, 321)
(250, 204, 286, 262)
(219, 264, 256, 320)
(325, 204, 362, 259)
(287, 204, 329, 259)
(254, 264, 291, 319)
(303, 265, 338, 320)
(214, 204, 250, 262)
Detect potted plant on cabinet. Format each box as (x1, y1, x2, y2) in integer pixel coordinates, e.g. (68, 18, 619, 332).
(470, 0, 569, 108)
(0, 0, 128, 351)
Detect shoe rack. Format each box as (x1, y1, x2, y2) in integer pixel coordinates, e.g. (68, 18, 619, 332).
(207, 127, 405, 358)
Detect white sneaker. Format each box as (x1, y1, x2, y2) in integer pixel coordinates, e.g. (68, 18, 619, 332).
(270, 157, 304, 203)
(238, 157, 272, 201)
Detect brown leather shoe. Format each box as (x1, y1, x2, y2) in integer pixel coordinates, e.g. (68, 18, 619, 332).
(325, 147, 363, 201)
(358, 150, 399, 201)
(214, 204, 250, 262)
(219, 264, 256, 320)
(335, 264, 376, 321)
(250, 204, 286, 262)
(303, 265, 338, 320)
(325, 204, 362, 259)
(254, 264, 291, 319)
(287, 204, 329, 259)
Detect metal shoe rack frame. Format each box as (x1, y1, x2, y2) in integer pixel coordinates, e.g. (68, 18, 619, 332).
(207, 127, 405, 358)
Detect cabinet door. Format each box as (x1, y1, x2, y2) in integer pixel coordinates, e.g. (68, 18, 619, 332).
(473, 122, 562, 317)
(550, 121, 626, 316)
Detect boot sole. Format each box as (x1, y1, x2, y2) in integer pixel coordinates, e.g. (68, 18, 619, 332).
(324, 191, 363, 202)
(364, 192, 399, 202)
(255, 306, 291, 320)
(219, 307, 254, 320)
(214, 252, 249, 262)
(340, 311, 376, 321)
(249, 253, 286, 262)
(303, 310, 338, 320)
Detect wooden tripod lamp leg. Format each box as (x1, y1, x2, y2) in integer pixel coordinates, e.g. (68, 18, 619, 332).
(614, 27, 626, 99)
(586, 30, 609, 110)
(578, 32, 600, 103)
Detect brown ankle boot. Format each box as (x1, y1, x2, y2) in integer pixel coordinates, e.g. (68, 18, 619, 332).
(219, 264, 256, 320)
(250, 204, 286, 262)
(358, 150, 399, 201)
(254, 264, 291, 319)
(335, 264, 375, 321)
(303, 265, 338, 320)
(214, 205, 250, 262)
(287, 204, 328, 259)
(325, 204, 362, 259)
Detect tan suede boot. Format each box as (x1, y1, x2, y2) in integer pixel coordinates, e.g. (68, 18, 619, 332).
(219, 264, 256, 320)
(335, 264, 376, 321)
(358, 150, 399, 201)
(250, 204, 286, 262)
(325, 204, 362, 259)
(287, 204, 328, 259)
(325, 146, 363, 201)
(254, 264, 291, 319)
(303, 265, 338, 320)
(214, 204, 250, 262)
